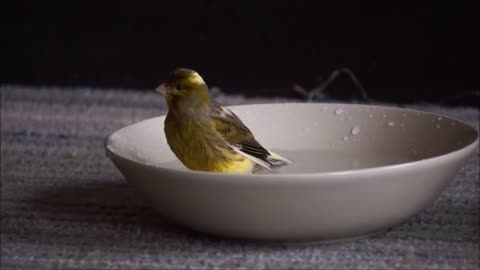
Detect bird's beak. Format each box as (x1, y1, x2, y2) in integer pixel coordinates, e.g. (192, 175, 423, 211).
(155, 83, 168, 96)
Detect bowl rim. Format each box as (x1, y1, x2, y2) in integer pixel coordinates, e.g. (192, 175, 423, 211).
(105, 102, 479, 180)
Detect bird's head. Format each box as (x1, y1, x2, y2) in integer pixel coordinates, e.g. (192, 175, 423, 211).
(155, 68, 209, 101)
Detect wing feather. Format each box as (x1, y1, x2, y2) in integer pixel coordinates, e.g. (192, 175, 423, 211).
(210, 104, 270, 163)
(210, 102, 291, 168)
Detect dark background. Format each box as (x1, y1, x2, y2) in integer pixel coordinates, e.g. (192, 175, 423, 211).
(2, 1, 479, 105)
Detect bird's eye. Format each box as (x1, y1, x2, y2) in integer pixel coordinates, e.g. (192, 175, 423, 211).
(176, 84, 182, 90)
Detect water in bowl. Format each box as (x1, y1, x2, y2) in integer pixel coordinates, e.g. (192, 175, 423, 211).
(256, 149, 411, 174)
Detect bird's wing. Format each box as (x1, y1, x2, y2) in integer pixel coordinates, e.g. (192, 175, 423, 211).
(210, 103, 272, 170)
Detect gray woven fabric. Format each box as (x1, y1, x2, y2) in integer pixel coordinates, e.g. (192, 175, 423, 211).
(1, 85, 479, 269)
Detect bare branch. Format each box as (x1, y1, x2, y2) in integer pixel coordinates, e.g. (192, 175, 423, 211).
(306, 67, 370, 102)
(292, 83, 308, 97)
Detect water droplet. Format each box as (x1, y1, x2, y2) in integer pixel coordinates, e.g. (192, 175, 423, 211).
(436, 125, 440, 129)
(387, 121, 395, 127)
(382, 114, 387, 118)
(343, 136, 349, 141)
(368, 114, 373, 118)
(437, 117, 443, 121)
(351, 126, 360, 135)
(335, 108, 344, 115)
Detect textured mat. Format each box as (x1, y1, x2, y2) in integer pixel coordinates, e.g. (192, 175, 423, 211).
(1, 85, 479, 269)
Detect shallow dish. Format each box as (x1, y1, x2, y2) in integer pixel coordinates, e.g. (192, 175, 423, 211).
(105, 103, 478, 241)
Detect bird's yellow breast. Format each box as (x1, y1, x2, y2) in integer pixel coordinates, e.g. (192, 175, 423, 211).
(164, 114, 255, 174)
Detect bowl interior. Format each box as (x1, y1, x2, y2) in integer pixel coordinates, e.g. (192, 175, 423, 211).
(106, 103, 478, 174)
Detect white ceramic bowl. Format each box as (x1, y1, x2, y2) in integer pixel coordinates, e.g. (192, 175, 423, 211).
(105, 103, 478, 241)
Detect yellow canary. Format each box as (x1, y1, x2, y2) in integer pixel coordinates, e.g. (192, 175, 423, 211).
(156, 68, 292, 174)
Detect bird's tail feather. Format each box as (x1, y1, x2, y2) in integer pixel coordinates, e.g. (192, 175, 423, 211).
(266, 150, 292, 167)
(230, 143, 292, 172)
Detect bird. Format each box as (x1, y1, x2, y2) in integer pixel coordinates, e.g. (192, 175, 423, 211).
(155, 68, 292, 174)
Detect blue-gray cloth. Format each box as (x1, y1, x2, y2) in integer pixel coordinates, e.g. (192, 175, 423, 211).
(1, 86, 478, 269)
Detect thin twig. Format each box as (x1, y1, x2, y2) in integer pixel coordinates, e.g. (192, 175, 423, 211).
(306, 67, 370, 102)
(292, 83, 308, 97)
(338, 67, 370, 101)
